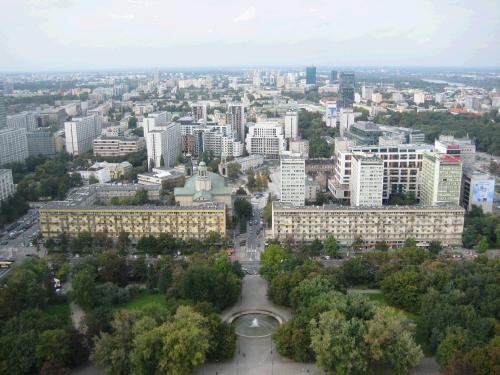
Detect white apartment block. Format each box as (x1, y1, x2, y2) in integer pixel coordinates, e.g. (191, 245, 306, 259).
(280, 154, 305, 206)
(7, 112, 38, 132)
(245, 122, 286, 159)
(226, 103, 245, 142)
(0, 127, 28, 165)
(142, 111, 169, 137)
(234, 155, 264, 172)
(64, 115, 102, 155)
(420, 152, 462, 206)
(284, 110, 298, 139)
(414, 91, 426, 105)
(146, 123, 181, 169)
(93, 136, 145, 157)
(0, 169, 15, 202)
(361, 85, 373, 100)
(202, 131, 243, 158)
(350, 155, 384, 206)
(272, 202, 465, 246)
(330, 138, 433, 202)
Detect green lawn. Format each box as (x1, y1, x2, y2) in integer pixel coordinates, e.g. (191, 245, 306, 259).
(122, 293, 167, 310)
(45, 302, 71, 324)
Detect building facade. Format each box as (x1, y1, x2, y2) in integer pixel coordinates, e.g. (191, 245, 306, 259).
(0, 169, 14, 202)
(245, 122, 286, 159)
(339, 72, 355, 108)
(420, 152, 462, 206)
(271, 202, 464, 246)
(284, 110, 298, 139)
(226, 103, 245, 142)
(146, 122, 181, 169)
(350, 155, 384, 206)
(40, 203, 226, 241)
(461, 168, 495, 213)
(64, 115, 102, 155)
(280, 154, 305, 206)
(93, 136, 145, 157)
(306, 66, 317, 84)
(27, 128, 56, 156)
(0, 127, 28, 165)
(7, 112, 38, 131)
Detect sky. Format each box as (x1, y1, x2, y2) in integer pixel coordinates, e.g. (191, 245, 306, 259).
(0, 0, 499, 71)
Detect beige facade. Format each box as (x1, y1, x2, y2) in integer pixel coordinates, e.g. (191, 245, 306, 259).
(40, 203, 226, 241)
(271, 202, 464, 246)
(93, 136, 145, 157)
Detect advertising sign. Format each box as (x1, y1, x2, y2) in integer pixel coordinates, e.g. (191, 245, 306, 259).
(472, 180, 494, 203)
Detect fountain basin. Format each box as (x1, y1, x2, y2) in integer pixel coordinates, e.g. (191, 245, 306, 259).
(232, 313, 279, 338)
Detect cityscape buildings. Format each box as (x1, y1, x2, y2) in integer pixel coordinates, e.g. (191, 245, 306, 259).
(339, 72, 355, 108)
(306, 66, 317, 84)
(0, 169, 14, 203)
(245, 122, 286, 159)
(0, 127, 28, 165)
(64, 115, 102, 155)
(420, 152, 462, 206)
(349, 155, 384, 206)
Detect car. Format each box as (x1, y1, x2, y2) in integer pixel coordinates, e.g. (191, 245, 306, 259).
(0, 241, 8, 246)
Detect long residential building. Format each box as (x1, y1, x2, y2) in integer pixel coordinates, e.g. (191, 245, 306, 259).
(271, 202, 464, 246)
(0, 169, 14, 202)
(93, 136, 145, 157)
(40, 203, 226, 241)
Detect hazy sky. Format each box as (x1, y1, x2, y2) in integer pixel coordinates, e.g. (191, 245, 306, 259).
(1, 0, 499, 71)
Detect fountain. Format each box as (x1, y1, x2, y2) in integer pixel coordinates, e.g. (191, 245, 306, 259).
(250, 318, 260, 328)
(232, 313, 279, 337)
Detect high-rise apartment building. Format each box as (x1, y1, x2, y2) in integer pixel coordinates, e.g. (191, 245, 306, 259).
(420, 152, 462, 206)
(245, 122, 286, 159)
(339, 72, 355, 108)
(0, 90, 6, 130)
(306, 66, 317, 84)
(27, 128, 56, 156)
(64, 115, 102, 155)
(146, 122, 181, 169)
(192, 102, 208, 124)
(7, 112, 38, 131)
(280, 154, 305, 206)
(0, 127, 28, 165)
(143, 111, 169, 137)
(350, 155, 384, 206)
(284, 110, 298, 139)
(226, 103, 245, 142)
(361, 85, 373, 100)
(0, 169, 15, 202)
(339, 108, 356, 136)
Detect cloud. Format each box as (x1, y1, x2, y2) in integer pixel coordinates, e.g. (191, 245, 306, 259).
(234, 6, 256, 22)
(110, 13, 135, 20)
(308, 7, 318, 13)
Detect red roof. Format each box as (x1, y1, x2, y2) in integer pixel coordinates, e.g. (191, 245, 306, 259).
(440, 154, 461, 163)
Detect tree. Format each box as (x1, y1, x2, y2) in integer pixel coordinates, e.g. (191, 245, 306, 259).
(375, 241, 389, 252)
(352, 236, 364, 252)
(71, 270, 97, 310)
(128, 116, 137, 129)
(259, 244, 289, 281)
(227, 162, 241, 180)
(364, 306, 423, 374)
(324, 235, 338, 257)
(436, 327, 475, 370)
(36, 329, 72, 366)
(474, 236, 489, 254)
(117, 231, 131, 249)
(234, 198, 252, 221)
(428, 240, 443, 255)
(381, 268, 425, 313)
(159, 306, 209, 375)
(404, 237, 417, 248)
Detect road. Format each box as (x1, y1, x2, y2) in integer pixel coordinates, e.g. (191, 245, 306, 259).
(0, 209, 43, 268)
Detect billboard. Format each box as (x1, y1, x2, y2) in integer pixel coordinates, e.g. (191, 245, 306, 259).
(472, 180, 495, 203)
(326, 102, 337, 119)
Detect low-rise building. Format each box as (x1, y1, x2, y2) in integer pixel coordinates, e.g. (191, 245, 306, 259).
(137, 168, 185, 185)
(289, 138, 309, 159)
(305, 178, 320, 202)
(93, 136, 145, 157)
(271, 202, 464, 246)
(233, 155, 265, 172)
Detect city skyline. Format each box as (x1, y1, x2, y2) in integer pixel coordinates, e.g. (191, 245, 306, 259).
(1, 0, 499, 71)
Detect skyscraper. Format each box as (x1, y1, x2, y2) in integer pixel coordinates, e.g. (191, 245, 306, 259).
(306, 66, 317, 84)
(284, 110, 298, 139)
(339, 72, 355, 108)
(226, 103, 245, 142)
(330, 70, 337, 82)
(280, 154, 305, 206)
(0, 90, 6, 130)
